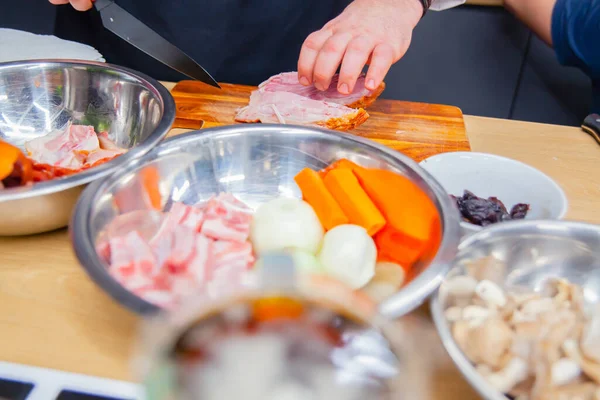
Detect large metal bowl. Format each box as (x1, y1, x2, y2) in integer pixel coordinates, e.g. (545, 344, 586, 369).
(0, 59, 175, 236)
(70, 124, 462, 316)
(431, 220, 600, 400)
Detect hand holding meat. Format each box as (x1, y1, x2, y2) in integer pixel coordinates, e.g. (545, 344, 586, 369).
(48, 0, 93, 11)
(298, 0, 423, 95)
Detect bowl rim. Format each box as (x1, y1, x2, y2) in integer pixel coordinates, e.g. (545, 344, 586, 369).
(0, 58, 176, 202)
(70, 123, 462, 316)
(419, 151, 570, 230)
(430, 219, 600, 400)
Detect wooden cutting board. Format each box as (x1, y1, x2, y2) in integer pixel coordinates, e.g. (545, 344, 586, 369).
(171, 80, 470, 162)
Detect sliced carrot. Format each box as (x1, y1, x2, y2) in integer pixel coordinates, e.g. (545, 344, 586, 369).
(0, 141, 22, 181)
(140, 166, 162, 210)
(352, 168, 438, 242)
(318, 158, 363, 179)
(353, 168, 442, 269)
(374, 225, 428, 269)
(294, 167, 348, 230)
(323, 168, 386, 236)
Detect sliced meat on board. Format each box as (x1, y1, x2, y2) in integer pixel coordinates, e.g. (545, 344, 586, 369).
(234, 71, 384, 131)
(235, 91, 369, 131)
(257, 72, 385, 109)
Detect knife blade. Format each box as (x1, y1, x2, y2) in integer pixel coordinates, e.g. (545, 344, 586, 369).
(582, 113, 600, 145)
(93, 0, 220, 88)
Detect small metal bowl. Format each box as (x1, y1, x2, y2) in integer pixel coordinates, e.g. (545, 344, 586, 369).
(0, 59, 175, 236)
(431, 220, 600, 400)
(70, 124, 461, 316)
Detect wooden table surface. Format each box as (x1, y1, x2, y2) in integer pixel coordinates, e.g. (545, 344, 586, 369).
(0, 83, 598, 398)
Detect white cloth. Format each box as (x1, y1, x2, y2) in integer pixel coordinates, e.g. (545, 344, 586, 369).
(0, 28, 104, 64)
(430, 0, 466, 11)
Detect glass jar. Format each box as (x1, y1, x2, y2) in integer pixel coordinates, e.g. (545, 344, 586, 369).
(133, 253, 409, 400)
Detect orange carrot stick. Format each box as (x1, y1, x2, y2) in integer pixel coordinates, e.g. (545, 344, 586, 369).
(353, 168, 442, 269)
(294, 167, 349, 230)
(374, 225, 428, 270)
(318, 158, 363, 179)
(323, 168, 386, 236)
(353, 168, 438, 241)
(140, 166, 162, 210)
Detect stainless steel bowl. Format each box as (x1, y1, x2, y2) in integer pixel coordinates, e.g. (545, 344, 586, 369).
(70, 124, 461, 316)
(0, 59, 175, 236)
(431, 220, 600, 400)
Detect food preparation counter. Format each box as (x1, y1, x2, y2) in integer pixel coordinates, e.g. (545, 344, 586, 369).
(0, 81, 598, 399)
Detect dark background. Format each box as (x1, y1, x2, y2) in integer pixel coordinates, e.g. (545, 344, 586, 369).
(2, 0, 591, 127)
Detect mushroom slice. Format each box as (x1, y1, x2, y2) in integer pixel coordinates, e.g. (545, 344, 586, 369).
(475, 280, 507, 309)
(469, 317, 513, 368)
(485, 357, 529, 394)
(550, 358, 582, 386)
(442, 275, 477, 305)
(562, 339, 600, 385)
(581, 304, 600, 364)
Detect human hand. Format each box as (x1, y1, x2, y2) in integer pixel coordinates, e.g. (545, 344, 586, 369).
(298, 0, 423, 94)
(48, 0, 93, 11)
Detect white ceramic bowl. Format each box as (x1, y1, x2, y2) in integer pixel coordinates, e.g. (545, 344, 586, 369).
(419, 152, 568, 238)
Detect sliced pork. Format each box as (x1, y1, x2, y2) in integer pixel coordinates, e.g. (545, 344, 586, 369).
(257, 72, 385, 109)
(24, 123, 126, 172)
(235, 91, 369, 131)
(99, 193, 256, 309)
(235, 71, 383, 130)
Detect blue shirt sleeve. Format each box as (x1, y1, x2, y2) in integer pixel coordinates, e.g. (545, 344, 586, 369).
(552, 0, 600, 113)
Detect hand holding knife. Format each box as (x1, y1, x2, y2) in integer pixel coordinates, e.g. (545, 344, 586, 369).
(87, 0, 220, 87)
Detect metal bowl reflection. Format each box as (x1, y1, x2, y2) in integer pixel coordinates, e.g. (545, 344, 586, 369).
(431, 220, 600, 400)
(0, 59, 175, 235)
(70, 124, 461, 316)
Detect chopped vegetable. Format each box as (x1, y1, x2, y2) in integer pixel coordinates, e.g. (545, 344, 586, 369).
(374, 225, 428, 268)
(353, 168, 441, 266)
(317, 224, 377, 289)
(318, 158, 363, 179)
(353, 168, 438, 241)
(361, 261, 406, 302)
(294, 167, 348, 230)
(323, 169, 386, 236)
(250, 197, 324, 255)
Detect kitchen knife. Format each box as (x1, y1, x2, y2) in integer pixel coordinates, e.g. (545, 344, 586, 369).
(582, 113, 600, 145)
(93, 0, 220, 88)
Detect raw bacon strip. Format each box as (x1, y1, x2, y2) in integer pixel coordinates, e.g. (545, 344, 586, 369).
(187, 234, 215, 283)
(213, 240, 254, 270)
(202, 194, 253, 242)
(25, 123, 99, 168)
(181, 207, 205, 232)
(165, 225, 196, 273)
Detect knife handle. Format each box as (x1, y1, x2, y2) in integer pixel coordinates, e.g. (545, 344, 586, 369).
(582, 113, 600, 145)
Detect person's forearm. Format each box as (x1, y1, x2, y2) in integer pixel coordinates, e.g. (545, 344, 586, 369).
(504, 0, 556, 46)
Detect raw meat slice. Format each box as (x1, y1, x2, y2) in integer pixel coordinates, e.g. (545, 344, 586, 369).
(258, 72, 385, 109)
(187, 234, 215, 283)
(85, 149, 124, 166)
(213, 240, 254, 270)
(165, 225, 197, 273)
(202, 194, 253, 242)
(25, 123, 99, 168)
(97, 132, 126, 152)
(235, 91, 369, 131)
(125, 230, 158, 276)
(180, 207, 205, 232)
